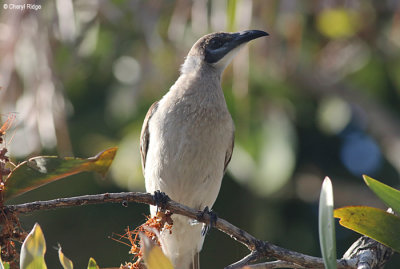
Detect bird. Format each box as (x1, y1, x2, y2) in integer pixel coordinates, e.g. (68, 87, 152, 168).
(140, 30, 268, 269)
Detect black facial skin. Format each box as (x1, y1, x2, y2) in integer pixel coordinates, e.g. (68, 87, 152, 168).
(204, 30, 269, 64)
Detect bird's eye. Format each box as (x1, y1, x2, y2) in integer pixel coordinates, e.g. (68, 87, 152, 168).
(209, 39, 223, 49)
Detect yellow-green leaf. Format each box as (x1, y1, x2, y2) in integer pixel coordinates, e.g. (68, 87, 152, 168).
(0, 262, 10, 269)
(146, 245, 174, 269)
(318, 177, 337, 269)
(141, 233, 173, 269)
(363, 175, 400, 215)
(20, 223, 47, 269)
(0, 249, 10, 269)
(87, 258, 99, 269)
(334, 206, 400, 252)
(4, 147, 117, 200)
(58, 246, 73, 269)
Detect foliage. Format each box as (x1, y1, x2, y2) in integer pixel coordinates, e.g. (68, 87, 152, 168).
(0, 222, 173, 269)
(335, 206, 400, 252)
(3, 147, 117, 200)
(363, 175, 400, 214)
(19, 223, 46, 269)
(335, 175, 400, 252)
(318, 177, 337, 269)
(141, 232, 174, 269)
(0, 126, 117, 265)
(4, 223, 99, 269)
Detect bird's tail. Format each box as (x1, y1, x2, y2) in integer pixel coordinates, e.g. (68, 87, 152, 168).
(190, 252, 200, 269)
(159, 214, 204, 269)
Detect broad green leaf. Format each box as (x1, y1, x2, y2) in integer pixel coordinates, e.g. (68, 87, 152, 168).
(141, 233, 174, 269)
(20, 223, 47, 269)
(4, 147, 117, 200)
(87, 258, 99, 269)
(318, 177, 337, 269)
(334, 206, 400, 252)
(58, 246, 73, 269)
(363, 175, 400, 214)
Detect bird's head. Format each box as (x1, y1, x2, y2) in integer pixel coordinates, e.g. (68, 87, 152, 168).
(181, 30, 268, 75)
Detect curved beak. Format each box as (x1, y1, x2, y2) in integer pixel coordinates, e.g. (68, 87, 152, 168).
(231, 30, 269, 46)
(205, 30, 269, 64)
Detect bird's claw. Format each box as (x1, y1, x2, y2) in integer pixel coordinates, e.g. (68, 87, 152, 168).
(153, 190, 170, 213)
(197, 206, 218, 236)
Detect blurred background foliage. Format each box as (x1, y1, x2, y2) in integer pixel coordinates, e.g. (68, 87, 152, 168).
(1, 0, 400, 268)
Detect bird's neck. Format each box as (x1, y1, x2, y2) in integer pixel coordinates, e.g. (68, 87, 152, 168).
(180, 56, 223, 79)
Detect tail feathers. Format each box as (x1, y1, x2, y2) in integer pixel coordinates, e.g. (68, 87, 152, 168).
(190, 252, 200, 269)
(159, 215, 204, 269)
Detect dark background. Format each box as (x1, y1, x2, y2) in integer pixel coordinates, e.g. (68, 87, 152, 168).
(1, 0, 400, 268)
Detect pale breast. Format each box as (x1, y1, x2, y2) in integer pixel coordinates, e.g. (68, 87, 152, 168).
(145, 90, 234, 209)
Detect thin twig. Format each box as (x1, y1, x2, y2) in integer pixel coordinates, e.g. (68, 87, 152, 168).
(224, 251, 258, 269)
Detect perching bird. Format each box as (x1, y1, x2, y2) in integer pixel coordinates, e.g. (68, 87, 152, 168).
(140, 30, 268, 269)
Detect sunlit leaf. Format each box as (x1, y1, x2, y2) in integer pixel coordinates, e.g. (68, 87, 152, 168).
(0, 249, 10, 269)
(317, 8, 359, 39)
(0, 261, 10, 269)
(58, 246, 73, 269)
(87, 258, 99, 269)
(4, 147, 117, 200)
(141, 233, 174, 269)
(20, 223, 47, 269)
(334, 206, 400, 252)
(363, 175, 400, 214)
(318, 177, 337, 269)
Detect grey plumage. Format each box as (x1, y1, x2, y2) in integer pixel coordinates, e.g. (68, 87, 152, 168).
(140, 30, 268, 269)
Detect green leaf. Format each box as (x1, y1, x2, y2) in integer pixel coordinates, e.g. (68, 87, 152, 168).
(4, 147, 117, 200)
(0, 250, 9, 269)
(0, 261, 9, 269)
(363, 175, 400, 214)
(334, 206, 400, 252)
(141, 233, 174, 269)
(87, 258, 99, 269)
(58, 246, 73, 269)
(20, 223, 47, 269)
(318, 177, 337, 269)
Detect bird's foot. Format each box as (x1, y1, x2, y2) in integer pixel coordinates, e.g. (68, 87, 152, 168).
(153, 190, 170, 213)
(197, 206, 218, 236)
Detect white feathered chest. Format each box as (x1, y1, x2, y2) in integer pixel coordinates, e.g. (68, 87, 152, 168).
(144, 72, 234, 210)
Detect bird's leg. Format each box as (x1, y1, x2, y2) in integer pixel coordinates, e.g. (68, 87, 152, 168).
(153, 190, 170, 213)
(197, 206, 218, 236)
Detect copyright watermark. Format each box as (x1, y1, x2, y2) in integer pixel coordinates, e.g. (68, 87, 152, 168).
(3, 3, 42, 11)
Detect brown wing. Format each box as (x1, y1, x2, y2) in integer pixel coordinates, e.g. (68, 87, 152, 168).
(223, 132, 234, 174)
(140, 101, 159, 176)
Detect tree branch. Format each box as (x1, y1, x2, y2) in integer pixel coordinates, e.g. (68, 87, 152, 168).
(245, 260, 304, 268)
(1, 192, 391, 268)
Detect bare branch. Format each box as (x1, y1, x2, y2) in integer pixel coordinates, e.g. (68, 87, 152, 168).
(245, 260, 304, 268)
(1, 192, 391, 269)
(343, 236, 394, 269)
